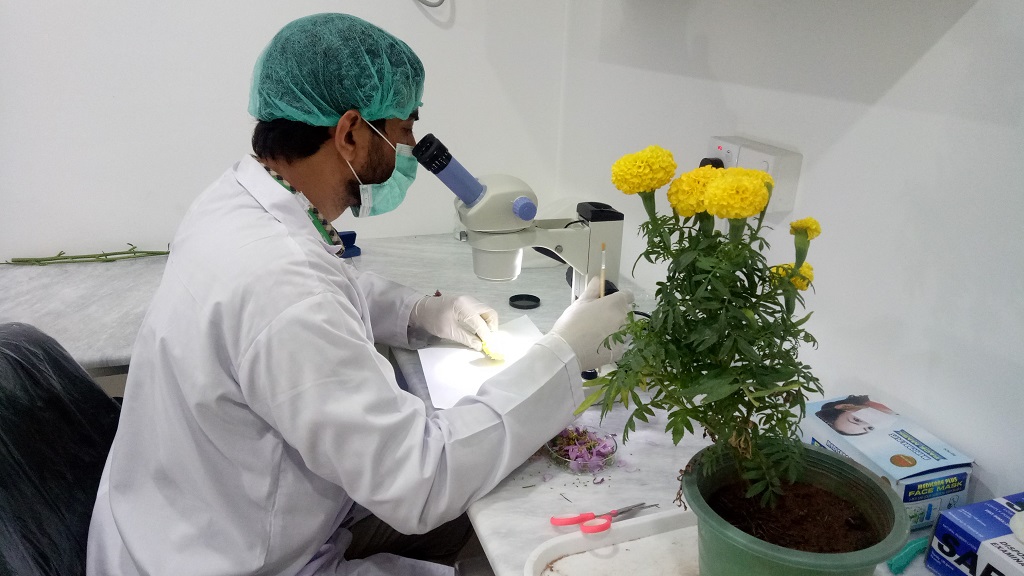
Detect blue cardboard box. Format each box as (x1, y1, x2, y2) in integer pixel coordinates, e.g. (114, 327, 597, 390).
(801, 395, 973, 530)
(927, 492, 1024, 576)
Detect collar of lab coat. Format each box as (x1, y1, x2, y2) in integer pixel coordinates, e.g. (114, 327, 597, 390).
(234, 155, 344, 258)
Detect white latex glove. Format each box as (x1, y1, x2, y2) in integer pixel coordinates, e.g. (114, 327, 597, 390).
(409, 294, 499, 351)
(549, 277, 634, 371)
(1011, 511, 1024, 545)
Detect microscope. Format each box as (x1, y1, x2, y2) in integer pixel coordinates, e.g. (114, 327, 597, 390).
(412, 134, 623, 303)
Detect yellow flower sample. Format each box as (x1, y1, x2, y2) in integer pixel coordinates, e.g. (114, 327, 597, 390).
(790, 217, 822, 240)
(772, 262, 814, 291)
(480, 338, 505, 362)
(667, 165, 721, 217)
(610, 145, 677, 195)
(703, 167, 773, 219)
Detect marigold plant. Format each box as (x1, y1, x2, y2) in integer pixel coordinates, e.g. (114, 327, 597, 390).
(583, 152, 824, 506)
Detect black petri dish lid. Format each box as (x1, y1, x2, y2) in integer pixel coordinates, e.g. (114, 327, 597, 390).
(509, 294, 541, 310)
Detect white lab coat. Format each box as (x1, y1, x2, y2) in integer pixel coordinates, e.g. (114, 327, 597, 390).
(87, 156, 584, 576)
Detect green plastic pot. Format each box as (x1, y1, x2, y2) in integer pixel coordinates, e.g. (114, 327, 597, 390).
(680, 444, 910, 576)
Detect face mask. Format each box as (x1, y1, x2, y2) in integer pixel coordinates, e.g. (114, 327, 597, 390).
(858, 407, 895, 425)
(346, 119, 418, 218)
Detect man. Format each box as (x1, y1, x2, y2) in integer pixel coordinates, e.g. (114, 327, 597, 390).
(87, 13, 633, 576)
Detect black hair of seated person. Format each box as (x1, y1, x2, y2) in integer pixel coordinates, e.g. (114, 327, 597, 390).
(252, 117, 389, 163)
(815, 394, 872, 436)
(0, 323, 120, 576)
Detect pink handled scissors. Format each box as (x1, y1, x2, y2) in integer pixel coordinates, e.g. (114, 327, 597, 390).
(549, 503, 656, 533)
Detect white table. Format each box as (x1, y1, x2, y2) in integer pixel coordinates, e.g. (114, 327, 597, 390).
(0, 234, 932, 576)
(454, 403, 933, 576)
(0, 254, 168, 374)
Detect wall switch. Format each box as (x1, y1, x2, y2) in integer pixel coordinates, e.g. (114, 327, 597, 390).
(707, 136, 803, 213)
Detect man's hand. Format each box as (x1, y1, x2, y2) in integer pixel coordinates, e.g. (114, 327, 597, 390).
(549, 277, 634, 371)
(410, 294, 499, 351)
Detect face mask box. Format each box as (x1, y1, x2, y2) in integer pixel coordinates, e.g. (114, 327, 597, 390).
(800, 395, 973, 531)
(926, 492, 1024, 576)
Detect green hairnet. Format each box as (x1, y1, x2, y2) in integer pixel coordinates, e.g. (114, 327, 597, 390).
(249, 13, 424, 125)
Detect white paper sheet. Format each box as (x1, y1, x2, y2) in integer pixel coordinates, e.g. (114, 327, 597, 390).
(418, 315, 544, 409)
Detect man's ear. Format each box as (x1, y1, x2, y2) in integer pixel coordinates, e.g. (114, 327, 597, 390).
(333, 110, 363, 161)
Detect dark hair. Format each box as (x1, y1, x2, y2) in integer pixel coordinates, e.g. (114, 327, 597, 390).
(815, 395, 871, 436)
(252, 117, 389, 163)
(0, 323, 120, 576)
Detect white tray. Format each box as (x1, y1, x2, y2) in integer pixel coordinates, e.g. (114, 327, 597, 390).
(524, 508, 700, 576)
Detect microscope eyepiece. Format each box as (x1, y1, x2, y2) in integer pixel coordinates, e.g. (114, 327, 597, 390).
(411, 134, 452, 175)
(412, 133, 485, 207)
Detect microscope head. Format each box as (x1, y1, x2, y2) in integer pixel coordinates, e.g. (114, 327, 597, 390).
(413, 134, 537, 282)
(413, 133, 623, 291)
(457, 173, 540, 281)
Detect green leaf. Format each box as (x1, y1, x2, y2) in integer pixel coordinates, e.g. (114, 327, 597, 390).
(792, 311, 815, 328)
(758, 368, 797, 384)
(696, 256, 718, 271)
(699, 383, 741, 405)
(574, 387, 605, 416)
(695, 331, 720, 352)
(746, 479, 768, 498)
(670, 421, 686, 445)
(676, 250, 697, 268)
(742, 308, 757, 326)
(735, 337, 760, 362)
(678, 374, 735, 399)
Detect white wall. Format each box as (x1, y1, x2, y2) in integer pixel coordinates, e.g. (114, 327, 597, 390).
(555, 0, 1024, 500)
(0, 1, 566, 260)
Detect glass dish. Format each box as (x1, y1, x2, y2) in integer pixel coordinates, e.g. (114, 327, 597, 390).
(545, 425, 617, 474)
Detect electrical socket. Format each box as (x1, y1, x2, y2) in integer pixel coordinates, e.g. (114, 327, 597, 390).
(707, 136, 802, 213)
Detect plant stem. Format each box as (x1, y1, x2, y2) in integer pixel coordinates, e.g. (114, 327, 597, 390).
(793, 230, 810, 270)
(728, 219, 746, 243)
(639, 191, 658, 222)
(698, 213, 715, 237)
(747, 381, 803, 398)
(4, 247, 168, 266)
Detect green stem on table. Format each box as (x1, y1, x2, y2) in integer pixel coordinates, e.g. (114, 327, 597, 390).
(4, 247, 169, 266)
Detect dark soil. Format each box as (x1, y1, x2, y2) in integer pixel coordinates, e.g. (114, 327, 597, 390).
(706, 482, 884, 553)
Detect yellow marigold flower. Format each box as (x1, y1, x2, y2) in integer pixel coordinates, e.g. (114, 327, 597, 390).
(703, 167, 772, 219)
(790, 217, 822, 240)
(770, 264, 791, 284)
(772, 262, 814, 291)
(667, 165, 720, 217)
(610, 145, 677, 195)
(791, 262, 814, 290)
